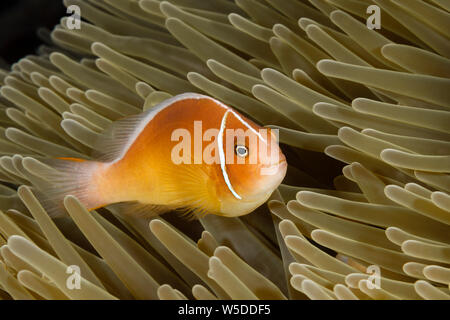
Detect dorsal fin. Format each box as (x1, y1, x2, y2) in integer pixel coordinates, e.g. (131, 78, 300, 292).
(92, 110, 153, 162)
(92, 92, 212, 162)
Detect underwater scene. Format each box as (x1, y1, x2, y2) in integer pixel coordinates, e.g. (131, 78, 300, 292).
(0, 0, 448, 303)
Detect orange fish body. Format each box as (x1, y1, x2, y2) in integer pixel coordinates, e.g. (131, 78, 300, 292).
(49, 93, 287, 218)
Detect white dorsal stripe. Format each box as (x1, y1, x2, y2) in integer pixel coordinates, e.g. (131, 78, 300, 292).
(218, 110, 242, 200)
(109, 93, 265, 164)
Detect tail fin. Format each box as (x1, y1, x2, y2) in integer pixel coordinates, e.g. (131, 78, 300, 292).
(23, 157, 107, 217)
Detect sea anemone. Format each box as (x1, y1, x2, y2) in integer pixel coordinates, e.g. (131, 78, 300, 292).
(0, 0, 448, 300)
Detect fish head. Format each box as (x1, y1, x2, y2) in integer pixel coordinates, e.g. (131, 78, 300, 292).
(215, 110, 287, 217)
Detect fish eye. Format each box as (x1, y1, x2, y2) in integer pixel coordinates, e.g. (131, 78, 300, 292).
(235, 145, 248, 157)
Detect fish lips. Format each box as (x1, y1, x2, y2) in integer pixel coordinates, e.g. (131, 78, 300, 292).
(259, 159, 287, 176)
(240, 160, 287, 203)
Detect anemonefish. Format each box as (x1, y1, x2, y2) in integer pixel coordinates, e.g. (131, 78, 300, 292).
(42, 93, 287, 218)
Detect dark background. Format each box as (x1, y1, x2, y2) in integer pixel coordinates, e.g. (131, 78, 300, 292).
(0, 0, 66, 67)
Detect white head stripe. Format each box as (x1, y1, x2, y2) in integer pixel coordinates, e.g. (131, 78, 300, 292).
(176, 94, 267, 144)
(218, 110, 242, 200)
(229, 110, 267, 145)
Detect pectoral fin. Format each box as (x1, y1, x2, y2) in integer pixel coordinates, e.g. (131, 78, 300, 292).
(159, 164, 221, 219)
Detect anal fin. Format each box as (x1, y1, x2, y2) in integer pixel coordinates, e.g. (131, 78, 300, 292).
(108, 201, 172, 218)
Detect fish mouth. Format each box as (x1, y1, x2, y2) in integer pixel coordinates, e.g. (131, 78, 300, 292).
(260, 160, 287, 176)
(239, 161, 287, 203)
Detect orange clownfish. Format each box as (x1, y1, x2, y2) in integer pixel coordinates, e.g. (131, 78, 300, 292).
(43, 93, 287, 218)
